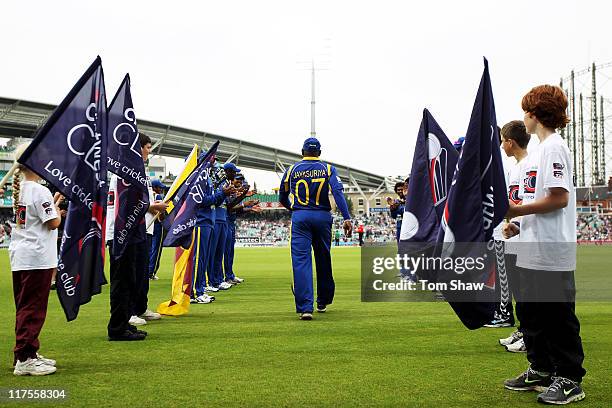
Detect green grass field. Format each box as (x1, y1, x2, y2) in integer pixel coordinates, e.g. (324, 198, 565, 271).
(0, 246, 611, 407)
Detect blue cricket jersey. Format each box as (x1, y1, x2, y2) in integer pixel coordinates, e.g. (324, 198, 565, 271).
(278, 157, 351, 220)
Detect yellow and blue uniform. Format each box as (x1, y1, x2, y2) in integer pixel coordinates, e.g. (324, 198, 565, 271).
(279, 145, 350, 313)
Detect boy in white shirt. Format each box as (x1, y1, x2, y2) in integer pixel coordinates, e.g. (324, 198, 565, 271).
(497, 120, 530, 352)
(503, 85, 585, 405)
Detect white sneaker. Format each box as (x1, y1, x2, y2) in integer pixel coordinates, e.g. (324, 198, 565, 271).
(205, 286, 220, 293)
(218, 282, 232, 290)
(14, 358, 57, 376)
(499, 330, 523, 346)
(505, 338, 527, 353)
(36, 353, 56, 367)
(139, 309, 161, 321)
(299, 313, 313, 321)
(232, 277, 244, 284)
(129, 315, 147, 326)
(195, 295, 214, 304)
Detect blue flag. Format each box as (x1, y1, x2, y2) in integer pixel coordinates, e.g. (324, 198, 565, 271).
(401, 109, 458, 242)
(163, 141, 220, 248)
(18, 56, 108, 321)
(107, 74, 150, 259)
(436, 58, 508, 330)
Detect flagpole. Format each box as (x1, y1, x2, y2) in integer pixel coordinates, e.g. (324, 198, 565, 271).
(0, 162, 19, 190)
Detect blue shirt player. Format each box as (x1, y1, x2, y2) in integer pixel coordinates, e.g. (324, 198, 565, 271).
(279, 137, 352, 320)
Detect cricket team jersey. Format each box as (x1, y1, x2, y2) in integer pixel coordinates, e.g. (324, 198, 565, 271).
(517, 133, 576, 271)
(279, 157, 350, 220)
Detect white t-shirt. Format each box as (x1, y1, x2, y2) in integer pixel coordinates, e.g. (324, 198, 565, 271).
(144, 177, 155, 236)
(492, 152, 513, 241)
(516, 133, 576, 271)
(106, 174, 154, 241)
(9, 181, 58, 270)
(504, 156, 529, 255)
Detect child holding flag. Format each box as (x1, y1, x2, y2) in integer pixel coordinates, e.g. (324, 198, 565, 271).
(503, 85, 586, 405)
(9, 143, 61, 376)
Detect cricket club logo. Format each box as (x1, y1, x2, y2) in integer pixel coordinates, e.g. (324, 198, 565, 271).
(427, 133, 449, 207)
(524, 170, 537, 194)
(508, 184, 521, 204)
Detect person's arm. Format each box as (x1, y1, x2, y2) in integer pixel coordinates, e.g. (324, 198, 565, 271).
(329, 166, 352, 235)
(227, 184, 250, 209)
(39, 191, 62, 230)
(279, 166, 293, 210)
(507, 188, 568, 218)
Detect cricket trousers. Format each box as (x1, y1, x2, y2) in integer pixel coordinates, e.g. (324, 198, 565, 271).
(193, 224, 214, 297)
(108, 240, 146, 337)
(223, 221, 236, 281)
(208, 220, 228, 286)
(290, 210, 335, 313)
(514, 266, 586, 382)
(12, 268, 53, 364)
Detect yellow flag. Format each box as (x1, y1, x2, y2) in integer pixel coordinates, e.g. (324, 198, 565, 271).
(157, 230, 196, 316)
(156, 145, 201, 316)
(163, 144, 200, 214)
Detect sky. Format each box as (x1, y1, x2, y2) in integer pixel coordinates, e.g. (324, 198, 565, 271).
(2, 0, 612, 191)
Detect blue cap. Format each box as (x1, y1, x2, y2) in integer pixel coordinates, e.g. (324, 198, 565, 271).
(223, 162, 241, 173)
(302, 137, 321, 152)
(151, 179, 168, 190)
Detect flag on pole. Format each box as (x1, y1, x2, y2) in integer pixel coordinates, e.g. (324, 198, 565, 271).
(401, 108, 458, 242)
(156, 142, 219, 316)
(156, 230, 197, 316)
(18, 56, 108, 321)
(162, 141, 220, 248)
(107, 74, 149, 259)
(436, 58, 508, 329)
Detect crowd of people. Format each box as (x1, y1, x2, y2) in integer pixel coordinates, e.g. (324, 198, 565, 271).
(576, 213, 612, 242)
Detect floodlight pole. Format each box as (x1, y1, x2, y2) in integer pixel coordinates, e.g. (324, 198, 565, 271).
(311, 60, 316, 138)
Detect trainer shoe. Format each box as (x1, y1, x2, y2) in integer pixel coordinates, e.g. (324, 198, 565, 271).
(195, 294, 214, 304)
(537, 376, 585, 405)
(504, 367, 552, 392)
(140, 309, 161, 321)
(129, 315, 147, 326)
(149, 275, 159, 281)
(205, 286, 220, 293)
(232, 276, 244, 284)
(128, 325, 147, 336)
(299, 312, 313, 320)
(36, 353, 56, 367)
(499, 330, 523, 346)
(505, 338, 527, 353)
(13, 358, 56, 376)
(316, 304, 327, 313)
(108, 330, 146, 341)
(218, 282, 232, 290)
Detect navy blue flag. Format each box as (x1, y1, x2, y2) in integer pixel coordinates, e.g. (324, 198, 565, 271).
(18, 56, 108, 321)
(163, 141, 220, 248)
(400, 109, 458, 243)
(436, 58, 508, 330)
(107, 74, 150, 259)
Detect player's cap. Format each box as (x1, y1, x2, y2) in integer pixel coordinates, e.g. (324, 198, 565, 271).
(151, 179, 168, 190)
(223, 162, 241, 173)
(302, 137, 321, 152)
(235, 173, 245, 181)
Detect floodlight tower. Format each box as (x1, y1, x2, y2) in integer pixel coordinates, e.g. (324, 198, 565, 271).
(310, 60, 316, 138)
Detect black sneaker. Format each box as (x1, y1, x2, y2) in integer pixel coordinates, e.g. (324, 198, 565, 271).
(128, 325, 148, 337)
(316, 304, 327, 313)
(108, 330, 146, 341)
(537, 377, 585, 405)
(504, 367, 552, 392)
